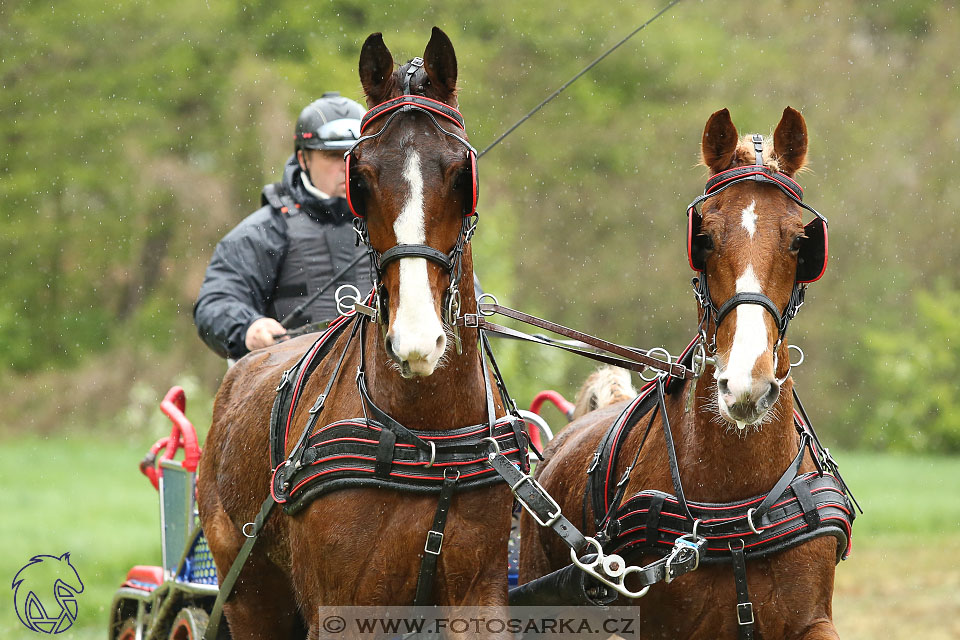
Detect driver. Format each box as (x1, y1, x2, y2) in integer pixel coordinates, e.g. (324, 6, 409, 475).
(194, 92, 373, 360)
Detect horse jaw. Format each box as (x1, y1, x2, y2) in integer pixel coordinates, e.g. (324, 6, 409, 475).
(386, 149, 447, 377)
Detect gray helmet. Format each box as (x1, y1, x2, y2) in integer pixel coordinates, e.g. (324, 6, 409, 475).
(294, 91, 364, 151)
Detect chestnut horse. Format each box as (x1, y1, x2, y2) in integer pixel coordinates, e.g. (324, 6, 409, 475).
(198, 29, 515, 639)
(520, 107, 851, 639)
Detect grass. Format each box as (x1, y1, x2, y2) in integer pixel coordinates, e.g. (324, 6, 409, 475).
(0, 433, 957, 639)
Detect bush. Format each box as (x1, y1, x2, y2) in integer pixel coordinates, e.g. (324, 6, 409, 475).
(862, 281, 960, 453)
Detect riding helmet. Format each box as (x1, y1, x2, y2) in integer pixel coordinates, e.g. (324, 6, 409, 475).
(294, 92, 364, 151)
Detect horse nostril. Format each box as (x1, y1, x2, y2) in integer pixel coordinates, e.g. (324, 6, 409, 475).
(717, 377, 730, 396)
(435, 335, 444, 350)
(761, 381, 780, 408)
(385, 336, 398, 361)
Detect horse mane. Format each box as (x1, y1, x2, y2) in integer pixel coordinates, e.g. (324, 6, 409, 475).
(572, 366, 637, 419)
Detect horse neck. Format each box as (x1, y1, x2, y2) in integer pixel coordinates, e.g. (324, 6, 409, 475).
(363, 250, 490, 430)
(664, 370, 799, 502)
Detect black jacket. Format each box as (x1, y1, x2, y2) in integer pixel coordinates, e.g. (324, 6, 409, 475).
(194, 155, 371, 359)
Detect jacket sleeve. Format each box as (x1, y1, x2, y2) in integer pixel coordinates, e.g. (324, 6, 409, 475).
(193, 207, 288, 359)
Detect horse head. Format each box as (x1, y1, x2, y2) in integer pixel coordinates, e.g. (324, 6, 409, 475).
(349, 27, 478, 378)
(689, 107, 826, 429)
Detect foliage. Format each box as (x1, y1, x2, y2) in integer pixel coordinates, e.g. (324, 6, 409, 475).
(859, 281, 960, 453)
(2, 1, 959, 450)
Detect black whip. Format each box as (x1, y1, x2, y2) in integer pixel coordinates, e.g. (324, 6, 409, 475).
(477, 0, 683, 159)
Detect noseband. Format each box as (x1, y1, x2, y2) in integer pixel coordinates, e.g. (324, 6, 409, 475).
(686, 135, 829, 367)
(346, 58, 480, 351)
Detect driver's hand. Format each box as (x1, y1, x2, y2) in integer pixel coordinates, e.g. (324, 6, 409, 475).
(245, 317, 287, 351)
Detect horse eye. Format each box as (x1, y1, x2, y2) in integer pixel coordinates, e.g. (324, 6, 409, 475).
(699, 234, 715, 251)
(790, 234, 804, 252)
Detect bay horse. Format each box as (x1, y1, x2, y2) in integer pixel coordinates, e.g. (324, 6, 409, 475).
(520, 107, 853, 639)
(198, 28, 519, 640)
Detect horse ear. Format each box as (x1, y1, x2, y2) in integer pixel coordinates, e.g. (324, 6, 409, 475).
(701, 108, 739, 174)
(359, 32, 395, 105)
(423, 26, 458, 98)
(773, 106, 808, 176)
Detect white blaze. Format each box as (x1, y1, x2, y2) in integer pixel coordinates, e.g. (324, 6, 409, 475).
(720, 265, 768, 400)
(390, 150, 446, 373)
(741, 200, 757, 237)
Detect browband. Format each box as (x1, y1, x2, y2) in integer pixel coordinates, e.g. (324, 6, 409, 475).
(360, 94, 466, 134)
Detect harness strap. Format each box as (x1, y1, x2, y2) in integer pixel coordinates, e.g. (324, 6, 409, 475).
(379, 244, 454, 272)
(714, 292, 785, 333)
(413, 473, 458, 606)
(486, 445, 587, 553)
(749, 432, 811, 528)
(203, 495, 276, 640)
(730, 541, 755, 640)
(656, 377, 694, 521)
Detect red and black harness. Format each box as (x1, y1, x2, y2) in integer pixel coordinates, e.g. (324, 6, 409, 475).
(583, 362, 857, 637)
(574, 153, 858, 638)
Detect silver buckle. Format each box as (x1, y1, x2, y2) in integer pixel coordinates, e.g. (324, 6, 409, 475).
(512, 475, 561, 528)
(424, 530, 443, 555)
(737, 602, 755, 625)
(463, 313, 479, 328)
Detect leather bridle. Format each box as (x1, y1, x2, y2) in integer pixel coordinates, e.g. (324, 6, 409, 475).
(345, 58, 480, 350)
(686, 134, 828, 373)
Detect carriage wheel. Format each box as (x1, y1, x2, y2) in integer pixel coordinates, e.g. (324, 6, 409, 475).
(115, 619, 138, 640)
(168, 607, 210, 640)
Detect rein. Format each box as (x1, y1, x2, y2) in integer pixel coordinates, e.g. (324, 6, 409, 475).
(457, 298, 695, 380)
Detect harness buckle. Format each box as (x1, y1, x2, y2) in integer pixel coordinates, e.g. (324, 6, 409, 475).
(586, 451, 601, 474)
(424, 530, 444, 555)
(737, 602, 755, 626)
(511, 475, 562, 528)
(664, 534, 708, 583)
(462, 313, 479, 328)
(308, 394, 326, 415)
(276, 368, 293, 392)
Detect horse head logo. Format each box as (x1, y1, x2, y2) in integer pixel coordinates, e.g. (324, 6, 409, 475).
(11, 553, 84, 634)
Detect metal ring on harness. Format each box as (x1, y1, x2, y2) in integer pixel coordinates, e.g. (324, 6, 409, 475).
(242, 522, 256, 539)
(746, 507, 764, 535)
(423, 440, 437, 468)
(477, 293, 499, 316)
(443, 467, 461, 481)
(335, 284, 362, 317)
(788, 344, 805, 367)
(483, 436, 501, 459)
(640, 347, 672, 382)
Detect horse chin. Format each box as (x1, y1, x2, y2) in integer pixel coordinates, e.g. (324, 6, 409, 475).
(716, 401, 767, 433)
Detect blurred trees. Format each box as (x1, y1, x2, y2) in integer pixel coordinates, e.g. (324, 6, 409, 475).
(2, 1, 958, 451)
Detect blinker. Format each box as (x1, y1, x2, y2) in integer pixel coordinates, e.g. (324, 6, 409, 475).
(685, 167, 828, 284)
